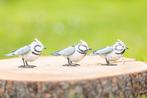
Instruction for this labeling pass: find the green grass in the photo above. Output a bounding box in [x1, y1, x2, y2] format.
[0, 0, 147, 61]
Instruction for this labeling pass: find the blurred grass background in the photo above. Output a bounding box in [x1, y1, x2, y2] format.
[0, 0, 147, 61]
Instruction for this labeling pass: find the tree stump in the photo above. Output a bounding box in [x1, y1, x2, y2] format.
[0, 56, 146, 98]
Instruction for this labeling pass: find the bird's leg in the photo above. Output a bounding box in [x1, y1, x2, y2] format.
[63, 58, 72, 66]
[25, 61, 36, 68]
[68, 58, 80, 66]
[105, 58, 110, 65]
[63, 58, 80, 66]
[22, 58, 26, 67]
[25, 61, 29, 67]
[102, 58, 112, 65]
[68, 58, 72, 65]
[104, 58, 117, 66]
[19, 58, 36, 68]
[19, 58, 26, 68]
[63, 58, 70, 66]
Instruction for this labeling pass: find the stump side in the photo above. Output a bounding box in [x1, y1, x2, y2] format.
[0, 70, 147, 98]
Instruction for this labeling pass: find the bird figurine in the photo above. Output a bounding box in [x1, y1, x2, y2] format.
[52, 40, 91, 66]
[6, 38, 45, 68]
[93, 40, 128, 65]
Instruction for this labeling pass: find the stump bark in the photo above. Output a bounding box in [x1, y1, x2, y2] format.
[0, 56, 146, 98]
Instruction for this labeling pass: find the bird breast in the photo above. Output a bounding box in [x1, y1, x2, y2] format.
[22, 52, 40, 62]
[68, 51, 86, 62]
[106, 52, 122, 61]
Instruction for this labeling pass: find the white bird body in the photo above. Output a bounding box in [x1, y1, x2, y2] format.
[67, 50, 86, 62]
[105, 52, 122, 61]
[22, 51, 40, 62]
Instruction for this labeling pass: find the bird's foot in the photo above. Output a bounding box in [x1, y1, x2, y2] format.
[63, 64, 80, 66]
[18, 65, 37, 68]
[62, 64, 70, 66]
[101, 63, 117, 66]
[73, 64, 80, 66]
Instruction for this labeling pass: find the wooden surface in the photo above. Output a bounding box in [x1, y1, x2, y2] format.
[0, 56, 146, 82]
[0, 56, 147, 98]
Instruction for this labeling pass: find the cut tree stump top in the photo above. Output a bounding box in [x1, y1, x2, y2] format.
[0, 56, 146, 82]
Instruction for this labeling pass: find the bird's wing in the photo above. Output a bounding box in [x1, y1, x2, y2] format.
[6, 45, 31, 56]
[15, 45, 31, 55]
[93, 46, 113, 55]
[52, 46, 75, 56]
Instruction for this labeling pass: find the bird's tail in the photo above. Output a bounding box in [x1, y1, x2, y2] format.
[51, 51, 61, 56]
[91, 51, 99, 55]
[5, 53, 15, 56]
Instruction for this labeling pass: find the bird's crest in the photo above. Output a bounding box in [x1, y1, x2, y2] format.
[117, 39, 124, 44]
[33, 38, 43, 46]
[34, 38, 40, 43]
[80, 40, 88, 46]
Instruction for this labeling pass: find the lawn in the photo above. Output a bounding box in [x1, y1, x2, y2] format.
[0, 0, 147, 61]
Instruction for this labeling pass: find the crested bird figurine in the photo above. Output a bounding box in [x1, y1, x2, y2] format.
[6, 38, 45, 68]
[93, 40, 128, 65]
[52, 40, 91, 66]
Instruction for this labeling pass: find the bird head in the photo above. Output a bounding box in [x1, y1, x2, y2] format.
[30, 38, 45, 53]
[75, 40, 92, 53]
[113, 40, 128, 54]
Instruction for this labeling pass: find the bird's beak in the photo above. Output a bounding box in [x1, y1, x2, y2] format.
[85, 48, 92, 52]
[88, 48, 92, 50]
[126, 47, 128, 49]
[44, 47, 47, 49]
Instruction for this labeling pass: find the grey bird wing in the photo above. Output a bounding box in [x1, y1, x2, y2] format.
[52, 46, 75, 56]
[93, 46, 113, 55]
[6, 45, 31, 56]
